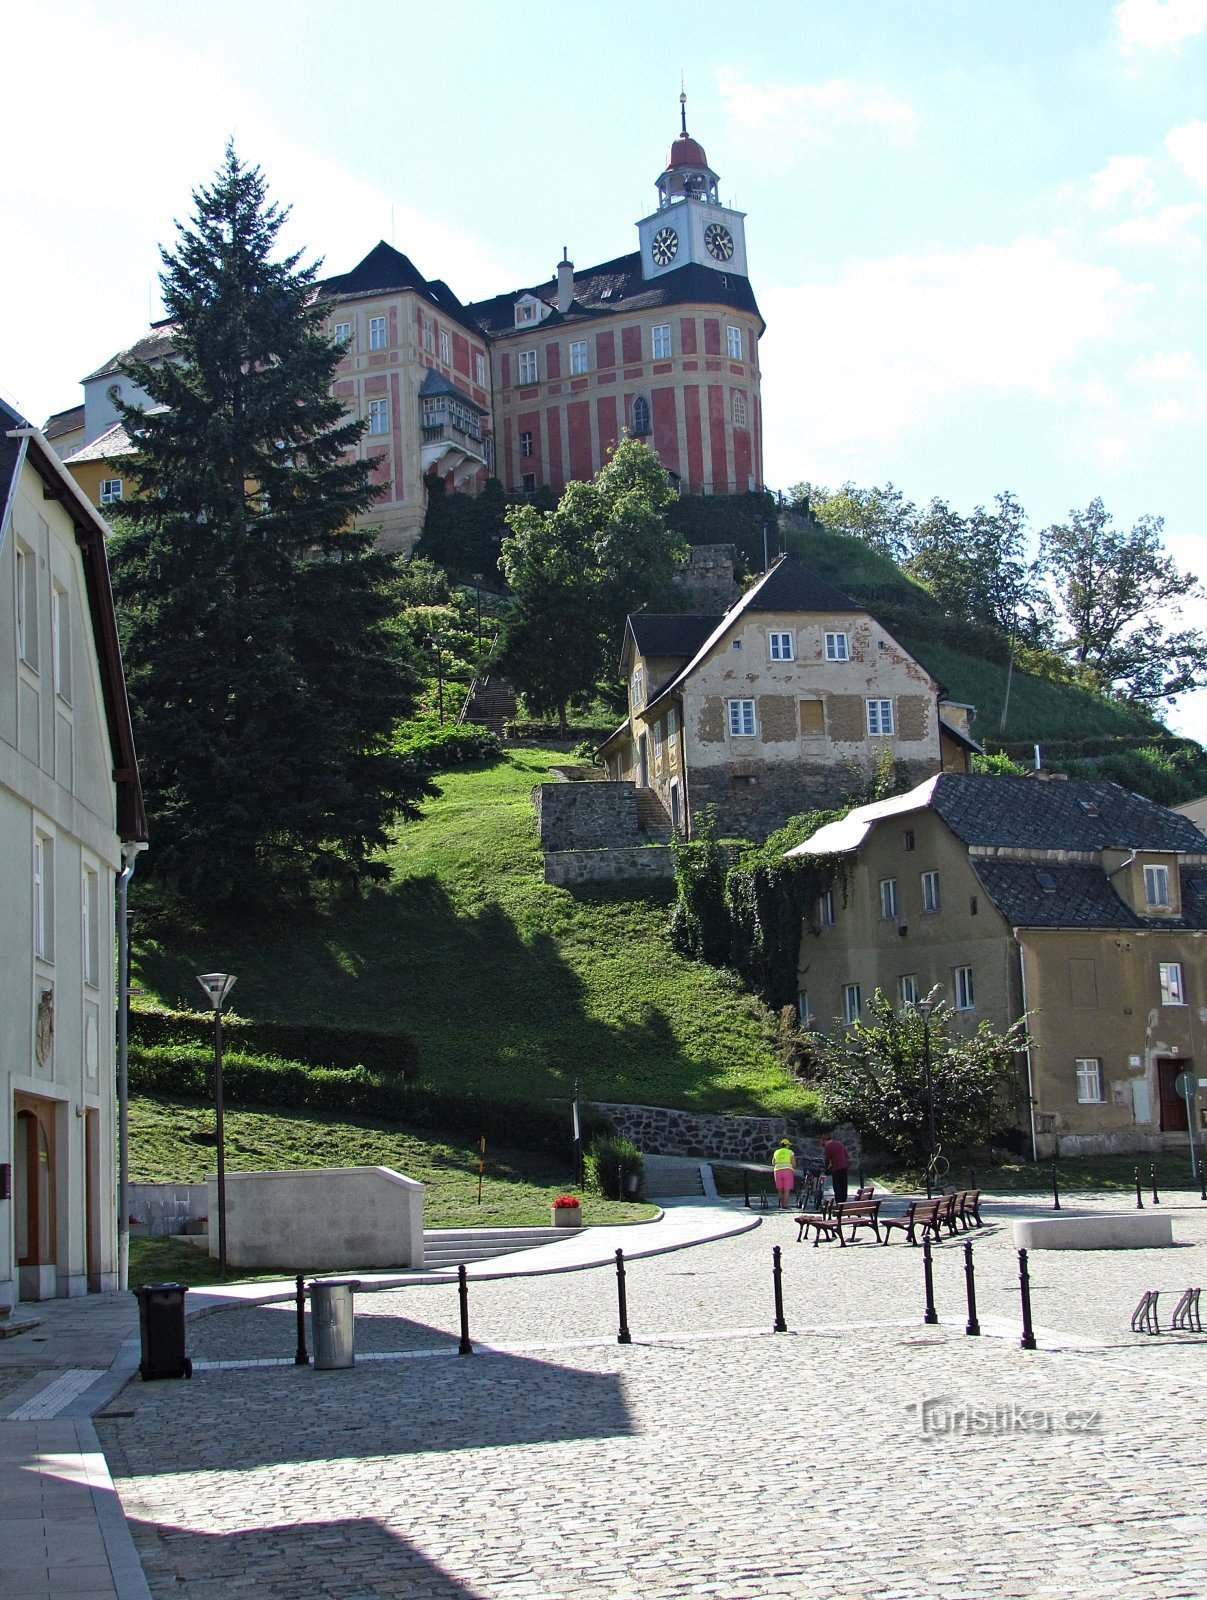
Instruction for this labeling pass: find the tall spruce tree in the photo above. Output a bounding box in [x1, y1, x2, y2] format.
[109, 146, 425, 905]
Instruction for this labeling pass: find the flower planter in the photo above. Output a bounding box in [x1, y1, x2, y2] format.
[552, 1207, 582, 1228]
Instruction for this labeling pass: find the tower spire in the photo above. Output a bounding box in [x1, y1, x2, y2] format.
[680, 81, 688, 136]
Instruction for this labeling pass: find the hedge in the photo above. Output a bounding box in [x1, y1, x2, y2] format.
[130, 1005, 419, 1078]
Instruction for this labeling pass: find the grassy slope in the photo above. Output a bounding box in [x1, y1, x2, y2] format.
[134, 749, 809, 1116]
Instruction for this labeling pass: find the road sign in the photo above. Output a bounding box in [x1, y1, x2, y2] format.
[1174, 1071, 1199, 1100]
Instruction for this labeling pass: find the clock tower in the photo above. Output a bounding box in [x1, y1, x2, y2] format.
[638, 95, 749, 282]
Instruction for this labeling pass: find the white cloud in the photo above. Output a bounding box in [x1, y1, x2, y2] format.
[1166, 119, 1207, 187]
[1115, 0, 1207, 54]
[760, 236, 1147, 482]
[716, 69, 916, 167]
[1088, 155, 1156, 211]
[1103, 200, 1204, 247]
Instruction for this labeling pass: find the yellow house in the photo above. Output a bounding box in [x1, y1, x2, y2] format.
[788, 771, 1207, 1157]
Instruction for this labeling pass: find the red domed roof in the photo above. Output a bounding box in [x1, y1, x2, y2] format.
[666, 133, 709, 170]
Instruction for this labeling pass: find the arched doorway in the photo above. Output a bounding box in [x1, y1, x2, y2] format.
[14, 1098, 57, 1301]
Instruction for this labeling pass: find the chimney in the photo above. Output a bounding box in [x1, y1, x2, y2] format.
[557, 248, 574, 313]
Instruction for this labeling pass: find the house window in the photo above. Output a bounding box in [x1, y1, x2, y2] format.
[798, 992, 813, 1026]
[569, 340, 589, 375]
[475, 352, 487, 387]
[1159, 962, 1185, 1005]
[1076, 1058, 1104, 1103]
[880, 878, 899, 920]
[651, 324, 672, 359]
[825, 631, 849, 662]
[423, 317, 434, 353]
[733, 391, 748, 428]
[769, 631, 793, 661]
[727, 698, 756, 737]
[33, 832, 53, 961]
[653, 718, 663, 757]
[51, 584, 70, 702]
[727, 325, 742, 360]
[368, 399, 389, 435]
[818, 889, 835, 926]
[667, 706, 678, 738]
[15, 544, 36, 668]
[904, 830, 916, 852]
[518, 350, 538, 385]
[843, 983, 862, 1025]
[439, 330, 451, 365]
[1145, 865, 1171, 909]
[632, 395, 651, 435]
[922, 871, 941, 914]
[630, 666, 645, 711]
[82, 866, 99, 989]
[953, 965, 975, 1011]
[368, 316, 387, 350]
[867, 698, 895, 737]
[900, 974, 919, 1008]
[99, 479, 123, 504]
[520, 431, 534, 459]
[332, 320, 351, 344]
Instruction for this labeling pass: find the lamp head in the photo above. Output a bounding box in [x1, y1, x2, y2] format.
[196, 972, 237, 1011]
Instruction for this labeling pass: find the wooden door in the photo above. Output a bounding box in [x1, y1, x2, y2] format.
[1157, 1058, 1190, 1132]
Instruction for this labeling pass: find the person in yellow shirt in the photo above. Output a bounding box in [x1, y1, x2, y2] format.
[771, 1137, 796, 1209]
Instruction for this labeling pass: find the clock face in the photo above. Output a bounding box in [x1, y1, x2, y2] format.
[651, 226, 679, 267]
[704, 223, 735, 262]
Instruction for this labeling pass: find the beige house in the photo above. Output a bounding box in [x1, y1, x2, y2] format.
[788, 772, 1207, 1157]
[1, 399, 145, 1304]
[599, 557, 978, 840]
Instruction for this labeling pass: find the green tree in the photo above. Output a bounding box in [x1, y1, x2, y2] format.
[908, 491, 1047, 639]
[1039, 498, 1207, 703]
[804, 481, 918, 563]
[109, 146, 425, 905]
[415, 476, 509, 584]
[498, 437, 684, 732]
[812, 990, 1028, 1161]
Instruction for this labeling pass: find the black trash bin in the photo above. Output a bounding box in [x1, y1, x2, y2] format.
[134, 1282, 192, 1380]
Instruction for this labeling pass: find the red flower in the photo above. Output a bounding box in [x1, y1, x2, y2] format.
[552, 1194, 581, 1209]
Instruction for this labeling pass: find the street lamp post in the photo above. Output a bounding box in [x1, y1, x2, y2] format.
[196, 972, 237, 1277]
[918, 990, 940, 1198]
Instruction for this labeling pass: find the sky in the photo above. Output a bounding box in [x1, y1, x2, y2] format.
[4, 0, 1207, 741]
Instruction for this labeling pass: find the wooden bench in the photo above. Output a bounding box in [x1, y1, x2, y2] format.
[794, 1198, 882, 1247]
[941, 1190, 984, 1233]
[879, 1198, 943, 1246]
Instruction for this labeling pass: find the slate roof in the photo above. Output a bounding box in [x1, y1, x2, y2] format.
[932, 774, 1207, 853]
[971, 859, 1207, 931]
[628, 613, 719, 661]
[44, 404, 84, 440]
[83, 325, 176, 383]
[318, 242, 477, 326]
[418, 367, 486, 413]
[468, 252, 763, 337]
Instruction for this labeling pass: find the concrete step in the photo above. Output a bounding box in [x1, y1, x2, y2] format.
[641, 1156, 712, 1198]
[421, 1226, 570, 1266]
[634, 786, 673, 841]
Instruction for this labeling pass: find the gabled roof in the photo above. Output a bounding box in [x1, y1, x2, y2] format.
[468, 251, 763, 337]
[418, 367, 486, 414]
[641, 558, 867, 717]
[785, 777, 942, 857]
[65, 419, 138, 464]
[627, 613, 720, 662]
[2, 403, 146, 841]
[318, 242, 479, 327]
[83, 324, 176, 384]
[44, 404, 85, 440]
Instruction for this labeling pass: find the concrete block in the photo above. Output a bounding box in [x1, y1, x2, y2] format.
[206, 1166, 423, 1273]
[1013, 1213, 1173, 1250]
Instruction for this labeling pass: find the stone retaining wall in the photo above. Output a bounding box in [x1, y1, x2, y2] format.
[544, 847, 674, 886]
[533, 781, 642, 851]
[595, 1100, 859, 1167]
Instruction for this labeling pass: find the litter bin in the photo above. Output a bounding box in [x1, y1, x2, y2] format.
[309, 1278, 360, 1370]
[134, 1282, 191, 1380]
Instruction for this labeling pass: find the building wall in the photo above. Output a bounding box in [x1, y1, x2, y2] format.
[490, 301, 762, 497]
[1, 458, 122, 1303]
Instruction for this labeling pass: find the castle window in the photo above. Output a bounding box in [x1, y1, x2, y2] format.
[518, 350, 538, 385]
[520, 431, 533, 459]
[632, 395, 651, 435]
[439, 330, 451, 365]
[727, 325, 742, 360]
[423, 318, 434, 353]
[369, 316, 387, 350]
[368, 399, 389, 435]
[475, 352, 486, 387]
[332, 321, 351, 345]
[733, 391, 748, 428]
[651, 324, 671, 359]
[570, 340, 589, 375]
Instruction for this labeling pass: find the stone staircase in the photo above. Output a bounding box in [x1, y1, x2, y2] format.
[640, 1156, 713, 1198]
[458, 674, 516, 738]
[634, 786, 673, 842]
[421, 1225, 568, 1268]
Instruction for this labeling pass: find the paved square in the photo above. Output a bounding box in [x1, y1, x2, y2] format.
[96, 1198, 1207, 1599]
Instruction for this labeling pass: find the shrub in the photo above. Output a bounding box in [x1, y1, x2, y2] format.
[392, 718, 501, 771]
[130, 1005, 419, 1078]
[585, 1134, 644, 1199]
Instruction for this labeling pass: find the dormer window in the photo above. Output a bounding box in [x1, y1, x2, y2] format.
[514, 295, 547, 327]
[1145, 864, 1171, 909]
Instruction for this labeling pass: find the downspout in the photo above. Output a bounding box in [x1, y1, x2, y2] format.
[116, 840, 148, 1291]
[1014, 929, 1038, 1163]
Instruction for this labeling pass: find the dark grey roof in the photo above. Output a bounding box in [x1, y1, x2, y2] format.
[741, 558, 860, 614]
[1, 397, 28, 512]
[468, 252, 763, 337]
[418, 367, 486, 414]
[83, 325, 176, 383]
[43, 404, 84, 439]
[932, 774, 1207, 853]
[629, 613, 720, 660]
[318, 242, 477, 326]
[972, 858, 1207, 931]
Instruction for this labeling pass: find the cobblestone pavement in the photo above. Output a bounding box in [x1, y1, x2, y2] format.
[96, 1196, 1207, 1599]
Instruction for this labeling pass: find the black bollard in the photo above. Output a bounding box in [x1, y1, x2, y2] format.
[743, 1170, 750, 1208]
[922, 1235, 938, 1326]
[1199, 1158, 1206, 1203]
[457, 1263, 473, 1356]
[1018, 1247, 1037, 1350]
[772, 1245, 788, 1333]
[615, 1248, 632, 1344]
[963, 1241, 980, 1336]
[1135, 1165, 1144, 1209]
[1051, 1156, 1060, 1211]
[1151, 1163, 1160, 1205]
[294, 1273, 309, 1366]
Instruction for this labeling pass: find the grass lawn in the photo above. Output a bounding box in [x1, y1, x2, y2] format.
[867, 1151, 1206, 1197]
[129, 1095, 655, 1229]
[133, 749, 813, 1116]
